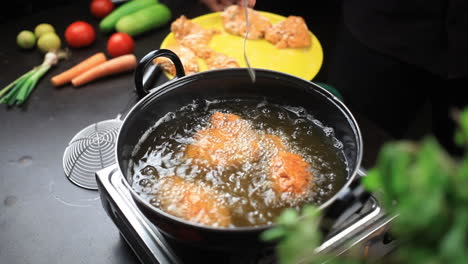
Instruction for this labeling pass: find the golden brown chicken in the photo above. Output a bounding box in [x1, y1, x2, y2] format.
[171, 15, 220, 59]
[265, 16, 312, 49]
[221, 5, 272, 40]
[263, 134, 313, 198]
[205, 51, 240, 70]
[270, 151, 312, 197]
[185, 112, 259, 167]
[153, 45, 199, 76]
[156, 176, 232, 227]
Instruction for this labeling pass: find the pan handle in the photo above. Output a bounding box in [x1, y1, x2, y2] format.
[134, 49, 186, 98]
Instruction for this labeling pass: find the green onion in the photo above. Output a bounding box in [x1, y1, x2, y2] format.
[0, 50, 68, 107]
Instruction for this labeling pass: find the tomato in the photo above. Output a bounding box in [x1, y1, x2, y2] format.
[65, 21, 96, 48]
[90, 0, 114, 19]
[107, 32, 135, 57]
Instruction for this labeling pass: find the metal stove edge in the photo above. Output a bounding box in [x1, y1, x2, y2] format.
[96, 165, 182, 264]
[96, 165, 396, 264]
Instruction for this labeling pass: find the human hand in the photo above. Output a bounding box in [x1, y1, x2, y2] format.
[200, 0, 256, 12]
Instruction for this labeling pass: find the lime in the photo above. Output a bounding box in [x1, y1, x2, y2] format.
[34, 23, 55, 38]
[17, 30, 36, 49]
[37, 32, 61, 53]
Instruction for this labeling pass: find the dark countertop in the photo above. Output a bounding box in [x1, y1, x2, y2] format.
[0, 1, 390, 263]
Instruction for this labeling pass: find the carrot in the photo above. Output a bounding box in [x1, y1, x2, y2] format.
[51, 52, 107, 87]
[71, 54, 138, 87]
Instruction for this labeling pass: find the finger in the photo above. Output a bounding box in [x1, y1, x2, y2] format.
[211, 0, 229, 11]
[200, 0, 223, 11]
[208, 2, 224, 11]
[221, 0, 235, 7]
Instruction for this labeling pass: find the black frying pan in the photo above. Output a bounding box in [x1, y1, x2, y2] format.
[117, 49, 368, 250]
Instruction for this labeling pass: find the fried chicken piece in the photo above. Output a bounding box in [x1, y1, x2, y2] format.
[270, 151, 312, 197]
[205, 51, 240, 70]
[221, 5, 272, 40]
[154, 45, 199, 75]
[264, 134, 285, 150]
[185, 112, 259, 167]
[265, 16, 311, 49]
[171, 15, 220, 59]
[263, 135, 313, 198]
[210, 112, 241, 128]
[157, 176, 232, 227]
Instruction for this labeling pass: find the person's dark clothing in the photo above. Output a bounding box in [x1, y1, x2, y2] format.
[343, 0, 468, 79]
[329, 9, 467, 156]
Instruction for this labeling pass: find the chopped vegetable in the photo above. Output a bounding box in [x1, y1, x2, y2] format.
[0, 50, 68, 106]
[71, 54, 137, 87]
[34, 23, 55, 38]
[17, 30, 36, 49]
[51, 52, 107, 87]
[99, 0, 158, 33]
[115, 3, 171, 36]
[37, 32, 61, 53]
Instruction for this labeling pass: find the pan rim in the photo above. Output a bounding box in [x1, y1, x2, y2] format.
[116, 68, 363, 232]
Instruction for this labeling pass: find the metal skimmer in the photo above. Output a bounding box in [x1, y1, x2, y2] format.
[62, 118, 122, 190]
[62, 64, 158, 190]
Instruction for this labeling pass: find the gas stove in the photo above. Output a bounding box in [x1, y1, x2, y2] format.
[96, 165, 396, 264]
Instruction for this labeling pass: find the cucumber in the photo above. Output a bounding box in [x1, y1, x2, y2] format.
[115, 4, 172, 36]
[99, 0, 158, 33]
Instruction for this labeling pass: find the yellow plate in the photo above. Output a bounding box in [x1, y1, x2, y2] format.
[160, 11, 323, 81]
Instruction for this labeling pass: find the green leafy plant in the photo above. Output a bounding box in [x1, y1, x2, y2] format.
[262, 108, 468, 264]
[261, 204, 363, 264]
[261, 206, 325, 264]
